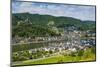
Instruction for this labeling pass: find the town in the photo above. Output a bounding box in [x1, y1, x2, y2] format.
[12, 26, 96, 65]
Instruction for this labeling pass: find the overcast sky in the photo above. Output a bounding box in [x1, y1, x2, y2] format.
[12, 1, 96, 21]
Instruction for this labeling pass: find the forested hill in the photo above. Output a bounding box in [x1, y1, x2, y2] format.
[12, 13, 95, 37]
[12, 13, 95, 26]
[12, 13, 81, 26]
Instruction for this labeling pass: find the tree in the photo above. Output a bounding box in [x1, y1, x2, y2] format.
[91, 47, 96, 54]
[47, 21, 55, 26]
[49, 50, 53, 54]
[76, 50, 84, 60]
[77, 50, 84, 57]
[70, 52, 76, 57]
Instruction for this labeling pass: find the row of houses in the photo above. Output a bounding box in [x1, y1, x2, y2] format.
[12, 36, 67, 44]
[28, 40, 91, 55]
[12, 26, 95, 44]
[81, 39, 96, 46]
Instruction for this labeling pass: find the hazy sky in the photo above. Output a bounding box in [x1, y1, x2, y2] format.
[12, 1, 95, 21]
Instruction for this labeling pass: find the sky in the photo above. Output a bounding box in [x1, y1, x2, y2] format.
[12, 1, 96, 21]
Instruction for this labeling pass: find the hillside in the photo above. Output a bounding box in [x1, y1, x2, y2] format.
[12, 13, 96, 38]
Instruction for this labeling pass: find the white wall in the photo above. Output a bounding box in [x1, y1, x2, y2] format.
[0, 0, 100, 67]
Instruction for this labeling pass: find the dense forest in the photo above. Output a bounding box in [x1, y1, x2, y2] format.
[12, 13, 96, 38]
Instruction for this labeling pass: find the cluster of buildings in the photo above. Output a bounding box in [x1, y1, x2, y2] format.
[12, 26, 96, 60]
[12, 26, 96, 52]
[27, 26, 95, 55]
[12, 34, 69, 45]
[28, 40, 93, 55]
[81, 39, 96, 46]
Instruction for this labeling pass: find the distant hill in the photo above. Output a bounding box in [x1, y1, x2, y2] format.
[12, 13, 95, 26]
[12, 13, 81, 26]
[12, 13, 96, 37]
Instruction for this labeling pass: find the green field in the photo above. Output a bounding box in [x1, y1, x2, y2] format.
[22, 55, 95, 65]
[12, 48, 96, 66]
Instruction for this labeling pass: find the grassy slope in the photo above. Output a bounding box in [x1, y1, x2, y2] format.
[22, 55, 95, 65]
[13, 48, 95, 66]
